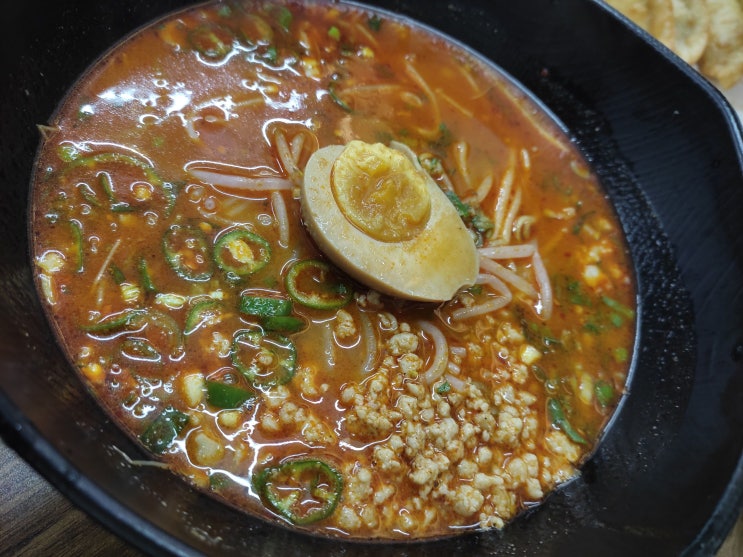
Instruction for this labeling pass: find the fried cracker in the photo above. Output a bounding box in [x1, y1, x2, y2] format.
[699, 0, 743, 89]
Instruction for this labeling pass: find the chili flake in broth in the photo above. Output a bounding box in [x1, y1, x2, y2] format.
[30, 0, 636, 539]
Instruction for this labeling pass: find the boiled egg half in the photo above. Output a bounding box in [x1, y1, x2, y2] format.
[301, 140, 479, 302]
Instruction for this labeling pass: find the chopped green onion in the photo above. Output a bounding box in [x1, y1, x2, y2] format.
[609, 313, 624, 327]
[595, 380, 616, 408]
[367, 15, 382, 31]
[601, 295, 635, 320]
[547, 398, 587, 444]
[274, 6, 293, 32]
[444, 190, 472, 219]
[328, 26, 341, 41]
[436, 381, 451, 395]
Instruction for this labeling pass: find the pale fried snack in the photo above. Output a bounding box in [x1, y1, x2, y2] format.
[671, 0, 710, 64]
[604, 0, 677, 48]
[698, 0, 743, 89]
[648, 0, 678, 49]
[605, 0, 743, 90]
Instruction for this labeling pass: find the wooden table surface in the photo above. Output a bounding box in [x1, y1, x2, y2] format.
[0, 436, 741, 556]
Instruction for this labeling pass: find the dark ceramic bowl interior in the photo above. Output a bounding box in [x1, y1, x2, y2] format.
[2, 0, 743, 555]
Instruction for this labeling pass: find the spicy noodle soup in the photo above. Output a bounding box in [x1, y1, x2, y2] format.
[30, 0, 635, 540]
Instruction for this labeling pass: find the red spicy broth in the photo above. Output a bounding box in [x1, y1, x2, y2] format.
[30, 0, 635, 540]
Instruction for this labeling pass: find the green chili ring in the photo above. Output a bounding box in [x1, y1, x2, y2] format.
[139, 406, 189, 454]
[214, 229, 271, 280]
[81, 308, 149, 334]
[231, 329, 296, 388]
[253, 459, 343, 525]
[83, 308, 183, 360]
[62, 151, 177, 215]
[184, 298, 224, 335]
[285, 259, 353, 310]
[118, 337, 162, 364]
[163, 223, 214, 282]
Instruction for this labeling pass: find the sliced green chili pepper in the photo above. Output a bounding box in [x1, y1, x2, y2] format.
[261, 315, 305, 333]
[139, 406, 189, 454]
[163, 223, 213, 282]
[69, 219, 84, 273]
[209, 471, 231, 491]
[68, 151, 156, 177]
[109, 264, 126, 285]
[139, 309, 184, 359]
[253, 459, 343, 525]
[184, 298, 225, 335]
[231, 329, 296, 388]
[119, 337, 162, 364]
[99, 171, 116, 201]
[138, 257, 157, 294]
[214, 229, 271, 280]
[110, 201, 136, 213]
[63, 151, 177, 216]
[58, 143, 83, 162]
[547, 398, 587, 445]
[81, 308, 148, 333]
[188, 22, 235, 60]
[76, 182, 102, 207]
[206, 380, 255, 409]
[82, 308, 183, 359]
[285, 259, 353, 310]
[531, 364, 548, 382]
[239, 295, 292, 318]
[273, 6, 293, 32]
[328, 81, 352, 113]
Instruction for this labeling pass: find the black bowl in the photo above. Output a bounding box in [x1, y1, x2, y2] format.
[2, 0, 742, 555]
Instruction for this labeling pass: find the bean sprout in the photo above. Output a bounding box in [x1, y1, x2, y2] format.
[419, 320, 449, 384]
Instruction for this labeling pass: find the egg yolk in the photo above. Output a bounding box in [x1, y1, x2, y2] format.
[331, 141, 431, 242]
